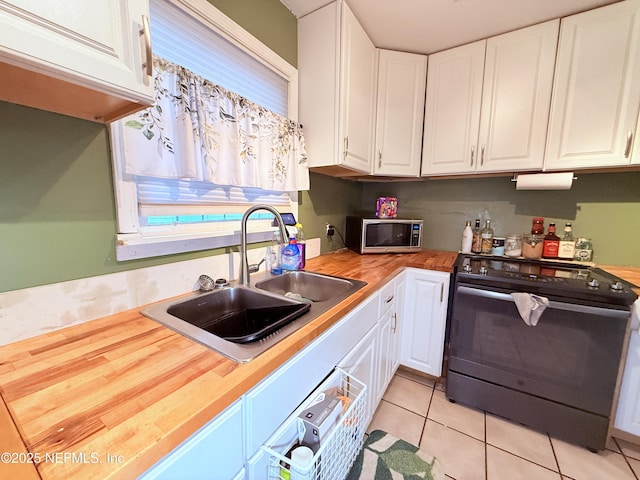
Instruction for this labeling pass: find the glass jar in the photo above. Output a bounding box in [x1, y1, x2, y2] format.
[504, 234, 523, 257]
[574, 237, 593, 262]
[531, 217, 545, 235]
[522, 234, 544, 259]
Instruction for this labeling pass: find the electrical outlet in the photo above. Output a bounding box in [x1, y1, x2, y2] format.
[326, 224, 335, 236]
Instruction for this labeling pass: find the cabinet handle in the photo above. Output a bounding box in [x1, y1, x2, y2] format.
[344, 137, 349, 158]
[385, 294, 394, 304]
[141, 15, 152, 77]
[378, 150, 382, 168]
[470, 146, 475, 167]
[480, 145, 485, 166]
[624, 131, 634, 158]
[392, 312, 397, 333]
[440, 284, 444, 303]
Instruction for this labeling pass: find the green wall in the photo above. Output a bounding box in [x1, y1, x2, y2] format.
[362, 171, 640, 267]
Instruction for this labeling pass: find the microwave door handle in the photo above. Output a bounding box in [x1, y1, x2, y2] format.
[457, 285, 630, 319]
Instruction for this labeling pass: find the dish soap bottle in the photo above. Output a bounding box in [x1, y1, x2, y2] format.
[281, 237, 301, 271]
[461, 220, 473, 253]
[295, 223, 306, 269]
[266, 229, 283, 274]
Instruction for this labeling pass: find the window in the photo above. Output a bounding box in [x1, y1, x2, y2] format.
[109, 0, 299, 261]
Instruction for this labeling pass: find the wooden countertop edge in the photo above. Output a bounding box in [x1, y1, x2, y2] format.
[0, 394, 41, 480]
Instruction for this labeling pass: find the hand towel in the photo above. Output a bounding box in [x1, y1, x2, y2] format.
[511, 292, 549, 326]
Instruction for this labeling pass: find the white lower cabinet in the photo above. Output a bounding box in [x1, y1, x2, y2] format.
[139, 400, 244, 480]
[401, 268, 450, 377]
[337, 324, 378, 426]
[615, 328, 640, 436]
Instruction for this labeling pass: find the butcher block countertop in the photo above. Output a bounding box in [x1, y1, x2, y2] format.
[0, 249, 458, 480]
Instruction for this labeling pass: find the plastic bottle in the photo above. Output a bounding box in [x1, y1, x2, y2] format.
[471, 219, 482, 254]
[295, 223, 306, 269]
[480, 220, 494, 254]
[558, 223, 575, 260]
[542, 223, 560, 259]
[281, 237, 301, 271]
[461, 220, 473, 253]
[266, 229, 283, 274]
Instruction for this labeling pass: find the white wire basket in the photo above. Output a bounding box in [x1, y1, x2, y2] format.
[263, 368, 367, 480]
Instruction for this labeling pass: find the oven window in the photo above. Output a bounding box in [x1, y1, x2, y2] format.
[449, 285, 628, 415]
[365, 223, 411, 247]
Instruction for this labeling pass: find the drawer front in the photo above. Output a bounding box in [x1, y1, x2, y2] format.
[378, 279, 396, 316]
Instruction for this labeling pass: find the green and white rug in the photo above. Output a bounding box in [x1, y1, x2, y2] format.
[346, 430, 445, 480]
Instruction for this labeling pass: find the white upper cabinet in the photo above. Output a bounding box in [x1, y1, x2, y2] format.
[0, 0, 154, 122]
[422, 40, 485, 175]
[545, 0, 640, 170]
[422, 20, 559, 176]
[299, 0, 377, 175]
[373, 50, 427, 177]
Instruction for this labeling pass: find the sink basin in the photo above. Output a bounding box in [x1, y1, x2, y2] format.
[141, 272, 366, 363]
[166, 287, 311, 344]
[254, 270, 358, 302]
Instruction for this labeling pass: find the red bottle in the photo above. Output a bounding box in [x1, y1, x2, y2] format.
[542, 223, 560, 259]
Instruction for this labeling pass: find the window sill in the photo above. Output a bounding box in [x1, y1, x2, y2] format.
[115, 230, 273, 261]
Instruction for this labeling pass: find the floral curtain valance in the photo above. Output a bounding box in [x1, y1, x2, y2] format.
[119, 56, 309, 192]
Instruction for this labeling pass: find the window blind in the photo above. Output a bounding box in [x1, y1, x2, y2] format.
[150, 0, 288, 116]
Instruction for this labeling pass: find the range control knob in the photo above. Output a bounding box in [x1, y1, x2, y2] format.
[610, 281, 625, 292]
[479, 266, 488, 275]
[587, 279, 600, 289]
[463, 264, 472, 273]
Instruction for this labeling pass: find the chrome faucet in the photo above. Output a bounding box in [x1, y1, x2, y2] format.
[240, 204, 289, 285]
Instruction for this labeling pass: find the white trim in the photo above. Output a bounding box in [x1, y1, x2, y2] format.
[109, 0, 300, 260]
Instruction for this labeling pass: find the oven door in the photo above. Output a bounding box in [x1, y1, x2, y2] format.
[449, 283, 629, 416]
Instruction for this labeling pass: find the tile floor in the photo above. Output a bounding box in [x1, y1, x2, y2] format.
[367, 368, 640, 480]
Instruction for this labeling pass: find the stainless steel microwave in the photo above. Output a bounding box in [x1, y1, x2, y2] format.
[345, 216, 423, 254]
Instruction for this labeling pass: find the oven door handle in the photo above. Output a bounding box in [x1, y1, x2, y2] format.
[457, 285, 631, 319]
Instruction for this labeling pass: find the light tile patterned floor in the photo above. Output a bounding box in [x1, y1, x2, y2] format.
[367, 369, 640, 480]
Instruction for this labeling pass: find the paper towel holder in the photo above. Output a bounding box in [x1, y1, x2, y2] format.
[511, 172, 577, 190]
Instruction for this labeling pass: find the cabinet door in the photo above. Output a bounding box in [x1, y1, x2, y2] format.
[401, 269, 450, 377]
[376, 308, 395, 406]
[615, 330, 640, 436]
[392, 272, 406, 374]
[338, 325, 377, 426]
[139, 400, 243, 480]
[545, 0, 640, 170]
[478, 20, 559, 172]
[339, 1, 377, 173]
[421, 41, 485, 175]
[373, 50, 427, 177]
[0, 0, 153, 120]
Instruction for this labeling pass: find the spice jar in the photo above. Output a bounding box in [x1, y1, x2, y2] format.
[504, 234, 523, 257]
[574, 238, 593, 262]
[531, 217, 545, 235]
[522, 234, 544, 259]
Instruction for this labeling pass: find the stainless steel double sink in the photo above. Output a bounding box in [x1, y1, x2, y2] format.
[141, 271, 367, 363]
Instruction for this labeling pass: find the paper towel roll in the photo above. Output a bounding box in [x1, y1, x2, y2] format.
[515, 172, 574, 190]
